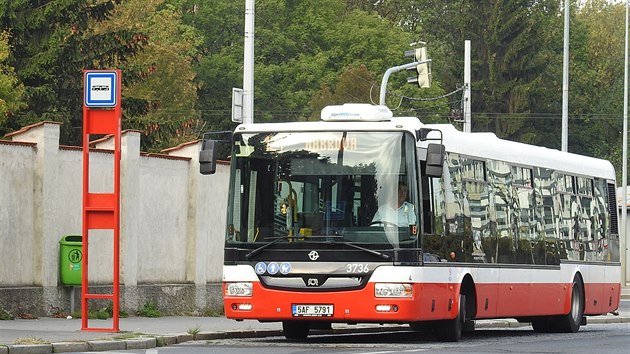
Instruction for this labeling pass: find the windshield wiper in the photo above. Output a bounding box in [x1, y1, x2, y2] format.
[246, 235, 391, 260]
[245, 234, 344, 260]
[245, 237, 288, 260]
[328, 239, 391, 260]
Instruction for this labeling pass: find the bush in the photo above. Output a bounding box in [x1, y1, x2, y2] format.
[0, 306, 13, 320]
[136, 301, 161, 318]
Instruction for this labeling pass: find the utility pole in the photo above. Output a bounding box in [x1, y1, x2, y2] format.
[243, 0, 255, 124]
[561, 0, 569, 151]
[621, 0, 628, 287]
[463, 40, 471, 133]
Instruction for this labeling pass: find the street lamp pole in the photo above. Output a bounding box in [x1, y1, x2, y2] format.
[243, 0, 255, 124]
[561, 0, 570, 152]
[621, 0, 628, 287]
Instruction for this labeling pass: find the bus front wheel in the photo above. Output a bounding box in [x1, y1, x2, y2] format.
[282, 320, 310, 340]
[436, 294, 465, 342]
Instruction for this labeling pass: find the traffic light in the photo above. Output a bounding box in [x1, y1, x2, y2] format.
[405, 47, 432, 88]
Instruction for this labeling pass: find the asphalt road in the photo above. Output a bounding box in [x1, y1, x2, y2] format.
[65, 322, 630, 354]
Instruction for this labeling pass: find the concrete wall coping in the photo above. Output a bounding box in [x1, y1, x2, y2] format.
[4, 121, 62, 139]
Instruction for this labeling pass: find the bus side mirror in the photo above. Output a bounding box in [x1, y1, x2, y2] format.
[418, 128, 432, 141]
[425, 143, 444, 178]
[199, 140, 217, 175]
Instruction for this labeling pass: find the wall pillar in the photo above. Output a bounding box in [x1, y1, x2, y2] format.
[162, 141, 212, 309]
[120, 131, 142, 309]
[8, 122, 62, 288]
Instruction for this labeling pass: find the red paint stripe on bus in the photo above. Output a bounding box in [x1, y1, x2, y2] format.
[224, 281, 620, 322]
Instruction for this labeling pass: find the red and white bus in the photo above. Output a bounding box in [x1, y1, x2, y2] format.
[200, 103, 621, 341]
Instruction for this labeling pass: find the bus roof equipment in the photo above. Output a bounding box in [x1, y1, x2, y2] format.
[321, 103, 393, 122]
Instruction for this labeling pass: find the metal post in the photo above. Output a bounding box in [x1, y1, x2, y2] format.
[463, 40, 471, 133]
[379, 61, 428, 106]
[81, 70, 122, 332]
[561, 0, 569, 151]
[621, 0, 628, 287]
[243, 0, 255, 124]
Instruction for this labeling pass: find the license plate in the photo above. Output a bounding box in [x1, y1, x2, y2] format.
[291, 304, 334, 317]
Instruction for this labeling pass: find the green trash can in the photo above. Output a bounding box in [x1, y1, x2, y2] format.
[59, 235, 83, 285]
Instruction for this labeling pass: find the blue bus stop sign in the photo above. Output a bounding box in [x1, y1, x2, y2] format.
[84, 71, 117, 107]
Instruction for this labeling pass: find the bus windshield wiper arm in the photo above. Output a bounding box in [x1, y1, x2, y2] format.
[245, 237, 287, 260]
[246, 234, 346, 259]
[329, 240, 391, 260]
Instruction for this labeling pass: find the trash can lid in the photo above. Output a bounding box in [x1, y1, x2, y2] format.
[60, 235, 82, 244]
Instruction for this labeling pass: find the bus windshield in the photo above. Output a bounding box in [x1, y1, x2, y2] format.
[226, 131, 418, 248]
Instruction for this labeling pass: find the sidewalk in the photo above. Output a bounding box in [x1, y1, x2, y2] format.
[1, 309, 629, 354]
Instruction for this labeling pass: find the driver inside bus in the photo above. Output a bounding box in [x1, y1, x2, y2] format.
[371, 182, 417, 227]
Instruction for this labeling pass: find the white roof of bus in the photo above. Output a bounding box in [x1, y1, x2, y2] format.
[235, 116, 615, 181]
[422, 123, 615, 180]
[234, 116, 422, 134]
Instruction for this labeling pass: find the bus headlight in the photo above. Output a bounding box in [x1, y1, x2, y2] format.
[374, 283, 413, 298]
[225, 282, 253, 296]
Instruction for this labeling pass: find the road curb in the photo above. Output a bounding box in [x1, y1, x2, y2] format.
[51, 342, 89, 353]
[4, 344, 51, 354]
[123, 338, 156, 350]
[86, 340, 126, 352]
[155, 335, 178, 346]
[589, 316, 630, 324]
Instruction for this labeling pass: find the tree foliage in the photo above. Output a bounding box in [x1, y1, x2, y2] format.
[0, 0, 148, 144]
[183, 0, 438, 132]
[0, 30, 26, 128]
[569, 0, 626, 176]
[92, 0, 202, 150]
[0, 0, 627, 180]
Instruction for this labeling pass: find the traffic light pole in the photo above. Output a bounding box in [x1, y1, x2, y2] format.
[379, 60, 431, 106]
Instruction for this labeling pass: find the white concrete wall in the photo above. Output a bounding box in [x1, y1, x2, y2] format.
[137, 156, 190, 283]
[0, 122, 229, 289]
[0, 142, 36, 286]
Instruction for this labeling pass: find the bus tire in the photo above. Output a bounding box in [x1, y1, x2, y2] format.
[436, 294, 465, 342]
[409, 321, 433, 332]
[463, 319, 475, 332]
[555, 275, 584, 333]
[282, 320, 310, 340]
[531, 318, 553, 333]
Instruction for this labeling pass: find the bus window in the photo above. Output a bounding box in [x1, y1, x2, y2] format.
[489, 160, 512, 264]
[463, 160, 489, 263]
[513, 166, 535, 264]
[576, 177, 594, 260]
[534, 167, 560, 265]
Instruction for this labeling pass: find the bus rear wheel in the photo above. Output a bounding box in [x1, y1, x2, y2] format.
[531, 275, 584, 333]
[436, 294, 465, 342]
[555, 275, 584, 333]
[282, 320, 310, 340]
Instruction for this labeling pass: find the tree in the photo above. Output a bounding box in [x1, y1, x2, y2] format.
[456, 0, 560, 139]
[93, 0, 202, 151]
[310, 64, 376, 119]
[184, 0, 439, 133]
[0, 0, 148, 145]
[569, 0, 626, 179]
[178, 0, 244, 133]
[0, 30, 26, 131]
[347, 0, 555, 131]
